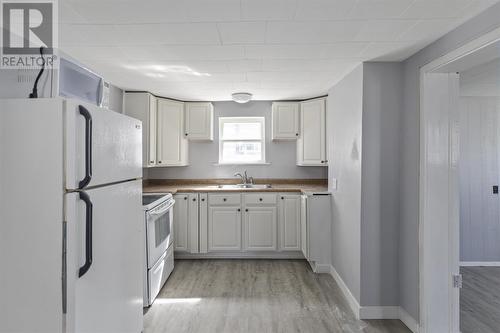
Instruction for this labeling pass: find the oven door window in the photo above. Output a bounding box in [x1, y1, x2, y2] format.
[154, 212, 171, 247]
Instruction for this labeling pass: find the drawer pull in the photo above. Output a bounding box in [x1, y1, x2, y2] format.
[192, 198, 196, 202]
[237, 208, 241, 212]
[259, 198, 263, 201]
[245, 209, 249, 212]
[223, 198, 227, 202]
[201, 198, 205, 202]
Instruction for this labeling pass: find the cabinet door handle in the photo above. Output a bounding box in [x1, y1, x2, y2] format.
[259, 198, 263, 201]
[158, 161, 162, 164]
[296, 133, 299, 136]
[223, 198, 227, 202]
[237, 208, 241, 212]
[281, 196, 284, 200]
[245, 209, 249, 212]
[201, 198, 205, 202]
[150, 161, 154, 164]
[192, 198, 196, 202]
[184, 197, 188, 200]
[185, 133, 188, 136]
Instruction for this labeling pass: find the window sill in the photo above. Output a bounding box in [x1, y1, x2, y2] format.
[213, 162, 271, 166]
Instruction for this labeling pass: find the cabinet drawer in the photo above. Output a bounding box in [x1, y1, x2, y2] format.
[209, 194, 241, 206]
[244, 193, 277, 205]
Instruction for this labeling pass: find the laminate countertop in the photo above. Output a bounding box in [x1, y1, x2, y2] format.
[143, 179, 329, 195]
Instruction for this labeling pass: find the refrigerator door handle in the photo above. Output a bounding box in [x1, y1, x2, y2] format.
[78, 105, 92, 189]
[78, 191, 93, 278]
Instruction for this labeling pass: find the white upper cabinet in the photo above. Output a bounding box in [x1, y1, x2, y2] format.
[297, 98, 327, 166]
[272, 102, 299, 140]
[124, 92, 157, 167]
[185, 102, 214, 141]
[157, 98, 189, 166]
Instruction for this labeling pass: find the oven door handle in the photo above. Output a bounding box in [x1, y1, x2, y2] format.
[148, 200, 175, 217]
[78, 191, 93, 278]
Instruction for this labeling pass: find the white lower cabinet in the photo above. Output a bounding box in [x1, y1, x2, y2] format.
[279, 194, 301, 251]
[244, 207, 277, 251]
[173, 193, 199, 253]
[208, 206, 241, 251]
[174, 192, 302, 257]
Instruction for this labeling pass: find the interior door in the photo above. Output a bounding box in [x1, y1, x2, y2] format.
[65, 99, 142, 190]
[65, 180, 143, 333]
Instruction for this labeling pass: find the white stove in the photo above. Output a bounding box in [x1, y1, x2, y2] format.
[142, 193, 175, 307]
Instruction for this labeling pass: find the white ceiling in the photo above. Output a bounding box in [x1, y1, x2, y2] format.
[60, 0, 499, 101]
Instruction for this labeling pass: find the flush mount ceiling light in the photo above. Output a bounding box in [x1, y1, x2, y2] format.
[232, 92, 253, 104]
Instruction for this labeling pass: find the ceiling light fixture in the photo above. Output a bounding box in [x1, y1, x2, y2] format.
[232, 92, 253, 104]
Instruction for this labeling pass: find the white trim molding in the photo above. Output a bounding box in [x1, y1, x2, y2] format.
[329, 265, 361, 319]
[328, 265, 419, 333]
[460, 261, 500, 267]
[399, 307, 420, 333]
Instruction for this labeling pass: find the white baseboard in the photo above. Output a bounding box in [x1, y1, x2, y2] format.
[328, 265, 419, 332]
[399, 307, 420, 333]
[312, 263, 331, 273]
[328, 265, 361, 319]
[460, 261, 500, 267]
[359, 306, 399, 319]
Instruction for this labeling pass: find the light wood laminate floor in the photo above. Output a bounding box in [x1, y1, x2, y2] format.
[461, 266, 500, 333]
[144, 260, 410, 333]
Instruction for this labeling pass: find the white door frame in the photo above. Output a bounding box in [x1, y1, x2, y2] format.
[419, 27, 500, 333]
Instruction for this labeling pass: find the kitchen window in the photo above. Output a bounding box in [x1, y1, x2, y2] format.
[218, 117, 266, 164]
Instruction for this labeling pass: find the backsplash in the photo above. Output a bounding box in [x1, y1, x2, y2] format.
[145, 101, 328, 180]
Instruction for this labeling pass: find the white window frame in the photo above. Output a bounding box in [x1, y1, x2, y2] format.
[218, 117, 266, 165]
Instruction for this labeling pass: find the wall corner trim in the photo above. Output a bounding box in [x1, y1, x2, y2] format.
[328, 265, 419, 332]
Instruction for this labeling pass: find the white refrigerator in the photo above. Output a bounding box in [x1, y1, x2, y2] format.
[0, 98, 144, 333]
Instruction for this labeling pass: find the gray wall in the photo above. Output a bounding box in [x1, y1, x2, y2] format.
[360, 63, 402, 306]
[400, 2, 500, 320]
[148, 101, 328, 180]
[328, 64, 364, 301]
[328, 63, 402, 307]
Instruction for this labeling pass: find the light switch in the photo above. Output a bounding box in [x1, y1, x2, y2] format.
[331, 178, 337, 190]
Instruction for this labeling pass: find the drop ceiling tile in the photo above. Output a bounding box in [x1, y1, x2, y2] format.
[241, 0, 297, 20]
[120, 45, 246, 61]
[294, 0, 356, 20]
[262, 59, 358, 72]
[358, 41, 428, 61]
[400, 0, 473, 19]
[225, 59, 263, 72]
[245, 43, 367, 59]
[397, 19, 456, 41]
[354, 20, 417, 42]
[266, 21, 362, 43]
[183, 0, 241, 22]
[111, 23, 220, 45]
[217, 22, 266, 44]
[60, 24, 118, 46]
[348, 0, 414, 19]
[67, 1, 189, 24]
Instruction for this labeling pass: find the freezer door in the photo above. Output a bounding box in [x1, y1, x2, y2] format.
[65, 99, 142, 190]
[65, 180, 143, 333]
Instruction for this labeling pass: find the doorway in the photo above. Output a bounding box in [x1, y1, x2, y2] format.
[419, 28, 500, 333]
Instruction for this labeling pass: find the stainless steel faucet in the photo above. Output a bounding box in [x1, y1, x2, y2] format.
[234, 170, 253, 185]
